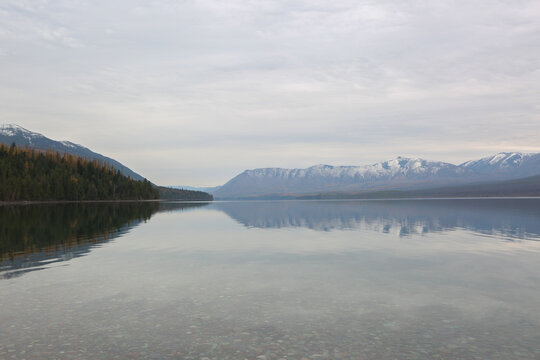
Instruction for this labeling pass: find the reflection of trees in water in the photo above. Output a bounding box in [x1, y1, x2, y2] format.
[157, 201, 210, 214]
[213, 199, 540, 240]
[0, 201, 209, 278]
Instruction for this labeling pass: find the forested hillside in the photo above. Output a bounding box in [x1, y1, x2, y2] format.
[0, 143, 158, 201]
[1, 124, 145, 180]
[157, 186, 213, 201]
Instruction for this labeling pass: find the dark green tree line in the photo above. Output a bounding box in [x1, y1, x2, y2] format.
[0, 143, 159, 201]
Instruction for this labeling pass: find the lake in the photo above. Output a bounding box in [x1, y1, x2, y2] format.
[1, 199, 540, 359]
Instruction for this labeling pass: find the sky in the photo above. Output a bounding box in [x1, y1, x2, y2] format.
[0, 0, 539, 186]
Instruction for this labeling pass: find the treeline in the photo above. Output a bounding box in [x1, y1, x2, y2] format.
[0, 143, 159, 201]
[157, 186, 214, 201]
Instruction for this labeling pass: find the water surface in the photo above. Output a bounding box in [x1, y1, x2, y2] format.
[1, 199, 540, 359]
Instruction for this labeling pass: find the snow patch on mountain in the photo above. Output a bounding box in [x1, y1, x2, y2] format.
[61, 140, 79, 149]
[0, 126, 16, 137]
[1, 124, 43, 139]
[461, 152, 531, 169]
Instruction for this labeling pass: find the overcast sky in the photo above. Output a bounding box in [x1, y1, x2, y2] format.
[1, 0, 539, 185]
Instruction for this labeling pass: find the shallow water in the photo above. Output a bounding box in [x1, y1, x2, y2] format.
[1, 199, 540, 359]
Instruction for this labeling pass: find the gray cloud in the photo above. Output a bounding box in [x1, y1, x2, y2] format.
[1, 0, 539, 185]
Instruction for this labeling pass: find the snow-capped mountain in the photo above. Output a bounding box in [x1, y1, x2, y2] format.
[460, 152, 540, 179]
[0, 124, 145, 181]
[214, 153, 540, 198]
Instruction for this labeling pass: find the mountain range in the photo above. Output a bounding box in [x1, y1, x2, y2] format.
[4, 123, 538, 200]
[212, 153, 540, 199]
[0, 124, 144, 181]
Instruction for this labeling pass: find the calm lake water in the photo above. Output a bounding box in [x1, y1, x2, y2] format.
[1, 199, 540, 359]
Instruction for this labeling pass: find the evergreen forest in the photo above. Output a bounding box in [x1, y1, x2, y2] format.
[0, 143, 159, 201]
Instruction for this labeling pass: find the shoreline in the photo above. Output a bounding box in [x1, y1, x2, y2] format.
[4, 196, 540, 206]
[0, 199, 214, 206]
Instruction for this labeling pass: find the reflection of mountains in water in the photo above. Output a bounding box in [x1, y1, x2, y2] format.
[0, 201, 208, 278]
[213, 199, 540, 240]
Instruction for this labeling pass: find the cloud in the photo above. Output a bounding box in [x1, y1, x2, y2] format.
[35, 26, 83, 48]
[0, 0, 539, 185]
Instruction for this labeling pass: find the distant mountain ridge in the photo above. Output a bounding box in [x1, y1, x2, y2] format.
[459, 152, 540, 179]
[0, 124, 145, 181]
[214, 153, 540, 199]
